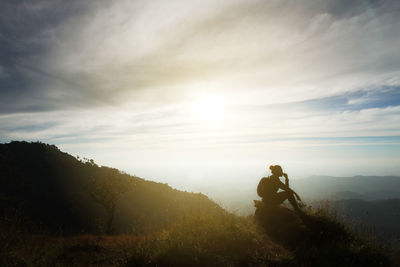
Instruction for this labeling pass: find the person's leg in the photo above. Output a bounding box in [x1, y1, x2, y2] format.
[286, 192, 302, 213]
[276, 191, 302, 213]
[273, 192, 288, 205]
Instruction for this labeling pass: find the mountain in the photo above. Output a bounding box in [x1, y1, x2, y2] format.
[331, 199, 400, 239]
[291, 175, 400, 200]
[290, 176, 400, 248]
[0, 141, 222, 235]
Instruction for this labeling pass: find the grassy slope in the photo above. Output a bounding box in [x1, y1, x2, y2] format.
[1, 211, 288, 266]
[1, 207, 395, 267]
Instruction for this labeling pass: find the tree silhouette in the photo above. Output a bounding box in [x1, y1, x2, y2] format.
[87, 165, 134, 234]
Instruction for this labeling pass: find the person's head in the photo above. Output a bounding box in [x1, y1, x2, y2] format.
[269, 165, 283, 177]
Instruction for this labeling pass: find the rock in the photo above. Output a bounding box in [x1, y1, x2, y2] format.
[254, 201, 306, 247]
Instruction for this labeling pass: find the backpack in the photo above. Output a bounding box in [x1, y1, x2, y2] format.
[257, 177, 273, 198]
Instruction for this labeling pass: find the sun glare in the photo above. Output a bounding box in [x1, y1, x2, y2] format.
[191, 94, 225, 123]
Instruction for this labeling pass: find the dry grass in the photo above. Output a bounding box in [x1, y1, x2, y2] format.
[1, 211, 291, 266]
[1, 206, 394, 267]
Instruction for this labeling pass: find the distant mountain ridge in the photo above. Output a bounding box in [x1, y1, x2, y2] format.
[332, 198, 400, 233]
[290, 175, 400, 249]
[0, 141, 222, 235]
[291, 175, 400, 200]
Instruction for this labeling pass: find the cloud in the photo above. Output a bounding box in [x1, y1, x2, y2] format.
[0, 0, 108, 113]
[1, 0, 400, 114]
[0, 65, 7, 79]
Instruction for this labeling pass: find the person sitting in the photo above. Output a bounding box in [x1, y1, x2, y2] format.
[257, 165, 302, 213]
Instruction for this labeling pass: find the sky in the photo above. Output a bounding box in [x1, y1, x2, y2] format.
[1, 0, 400, 201]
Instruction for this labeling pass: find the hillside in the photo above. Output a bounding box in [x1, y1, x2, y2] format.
[329, 199, 400, 248]
[290, 176, 400, 251]
[0, 141, 222, 235]
[0, 141, 395, 266]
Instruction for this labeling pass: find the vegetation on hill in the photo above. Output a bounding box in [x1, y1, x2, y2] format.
[0, 141, 222, 235]
[326, 198, 400, 255]
[1, 204, 393, 266]
[0, 141, 395, 266]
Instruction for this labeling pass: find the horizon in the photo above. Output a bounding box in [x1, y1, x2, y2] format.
[3, 140, 400, 216]
[3, 139, 400, 211]
[1, 0, 400, 196]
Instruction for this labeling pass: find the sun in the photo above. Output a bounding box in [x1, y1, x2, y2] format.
[190, 94, 225, 123]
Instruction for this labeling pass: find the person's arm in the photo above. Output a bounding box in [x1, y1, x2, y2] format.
[278, 180, 302, 201]
[283, 173, 289, 187]
[277, 180, 290, 191]
[293, 191, 301, 201]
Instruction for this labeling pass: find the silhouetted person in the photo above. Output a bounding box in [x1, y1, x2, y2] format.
[257, 165, 302, 213]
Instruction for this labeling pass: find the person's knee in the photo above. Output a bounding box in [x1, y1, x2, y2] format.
[284, 191, 293, 199]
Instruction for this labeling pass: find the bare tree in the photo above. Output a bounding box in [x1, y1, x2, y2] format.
[87, 167, 134, 234]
